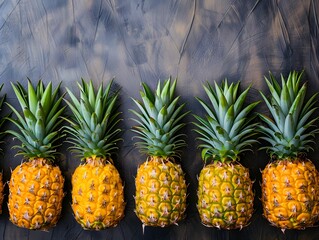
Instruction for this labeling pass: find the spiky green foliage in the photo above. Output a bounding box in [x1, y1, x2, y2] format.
[194, 80, 259, 163]
[131, 78, 188, 158]
[259, 70, 319, 159]
[64, 79, 121, 159]
[6, 79, 65, 160]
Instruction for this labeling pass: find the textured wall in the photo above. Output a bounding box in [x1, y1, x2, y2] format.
[0, 0, 318, 239]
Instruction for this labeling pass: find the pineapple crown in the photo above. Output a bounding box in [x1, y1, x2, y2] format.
[259, 70, 319, 159]
[130, 78, 188, 159]
[6, 79, 66, 161]
[64, 79, 121, 161]
[194, 80, 259, 163]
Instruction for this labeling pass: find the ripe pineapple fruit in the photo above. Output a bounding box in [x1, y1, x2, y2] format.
[131, 78, 188, 227]
[0, 84, 7, 213]
[6, 80, 65, 230]
[194, 80, 259, 229]
[64, 79, 125, 230]
[259, 71, 319, 230]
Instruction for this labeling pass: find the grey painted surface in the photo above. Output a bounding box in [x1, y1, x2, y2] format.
[0, 0, 318, 239]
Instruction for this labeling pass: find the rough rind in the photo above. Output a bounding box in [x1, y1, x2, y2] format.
[135, 157, 187, 227]
[197, 162, 254, 229]
[8, 158, 64, 231]
[262, 159, 319, 230]
[72, 161, 125, 230]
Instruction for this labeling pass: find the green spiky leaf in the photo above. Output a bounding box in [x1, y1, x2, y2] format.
[194, 79, 259, 163]
[131, 77, 188, 158]
[64, 78, 121, 160]
[259, 71, 318, 159]
[6, 80, 65, 161]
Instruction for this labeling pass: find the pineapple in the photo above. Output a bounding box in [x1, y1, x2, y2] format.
[6, 80, 65, 230]
[194, 80, 259, 229]
[259, 71, 319, 230]
[0, 84, 7, 213]
[64, 79, 125, 230]
[131, 78, 188, 227]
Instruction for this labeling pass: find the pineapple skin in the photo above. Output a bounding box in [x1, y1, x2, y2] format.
[197, 162, 254, 229]
[262, 159, 319, 229]
[72, 160, 125, 230]
[135, 157, 187, 227]
[8, 158, 64, 230]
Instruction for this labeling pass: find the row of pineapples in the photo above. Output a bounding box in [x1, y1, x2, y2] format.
[0, 70, 317, 232]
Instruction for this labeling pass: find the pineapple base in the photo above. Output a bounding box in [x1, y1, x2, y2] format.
[135, 157, 187, 227]
[262, 158, 319, 230]
[8, 158, 65, 230]
[72, 160, 125, 230]
[197, 162, 254, 229]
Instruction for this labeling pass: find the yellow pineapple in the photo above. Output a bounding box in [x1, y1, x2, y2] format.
[194, 80, 259, 229]
[259, 71, 319, 231]
[6, 80, 65, 230]
[131, 78, 188, 227]
[64, 79, 125, 230]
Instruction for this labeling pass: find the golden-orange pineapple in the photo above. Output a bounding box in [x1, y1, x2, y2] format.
[259, 71, 319, 231]
[6, 80, 65, 230]
[9, 158, 64, 229]
[65, 79, 125, 230]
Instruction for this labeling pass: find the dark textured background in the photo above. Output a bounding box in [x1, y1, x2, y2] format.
[0, 0, 318, 239]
